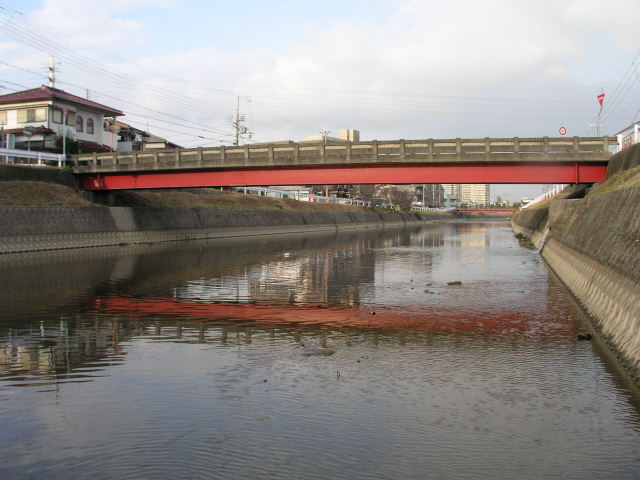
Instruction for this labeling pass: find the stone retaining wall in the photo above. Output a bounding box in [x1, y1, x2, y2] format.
[0, 205, 435, 254]
[512, 187, 640, 383]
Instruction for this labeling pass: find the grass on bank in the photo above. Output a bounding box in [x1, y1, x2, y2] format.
[587, 165, 640, 197]
[0, 181, 403, 213]
[0, 181, 95, 207]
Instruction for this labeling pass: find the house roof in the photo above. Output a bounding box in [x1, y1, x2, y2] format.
[1, 126, 56, 136]
[77, 140, 113, 152]
[0, 85, 124, 117]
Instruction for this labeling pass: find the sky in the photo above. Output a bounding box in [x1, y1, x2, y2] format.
[1, 0, 640, 201]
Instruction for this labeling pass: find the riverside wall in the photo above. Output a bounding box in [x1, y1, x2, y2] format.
[512, 187, 640, 383]
[0, 205, 443, 254]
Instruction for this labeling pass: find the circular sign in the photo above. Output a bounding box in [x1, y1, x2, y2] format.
[559, 126, 567, 136]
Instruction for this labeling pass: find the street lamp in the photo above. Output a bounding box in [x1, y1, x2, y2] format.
[62, 108, 68, 157]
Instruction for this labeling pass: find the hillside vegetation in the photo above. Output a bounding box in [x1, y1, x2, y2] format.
[0, 181, 375, 212]
[587, 165, 640, 197]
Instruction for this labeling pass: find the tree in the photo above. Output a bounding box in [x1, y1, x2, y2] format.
[375, 185, 413, 210]
[54, 136, 79, 155]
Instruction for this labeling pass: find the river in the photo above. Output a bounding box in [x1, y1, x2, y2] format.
[1, 220, 639, 479]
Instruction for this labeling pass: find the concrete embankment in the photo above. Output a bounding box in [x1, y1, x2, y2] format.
[512, 147, 640, 383]
[0, 205, 446, 254]
[0, 164, 458, 253]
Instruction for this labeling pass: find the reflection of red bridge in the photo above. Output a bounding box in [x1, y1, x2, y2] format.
[458, 209, 513, 214]
[94, 295, 574, 336]
[73, 137, 614, 190]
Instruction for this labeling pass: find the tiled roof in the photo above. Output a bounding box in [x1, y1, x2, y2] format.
[1, 126, 56, 136]
[0, 85, 124, 116]
[77, 140, 113, 152]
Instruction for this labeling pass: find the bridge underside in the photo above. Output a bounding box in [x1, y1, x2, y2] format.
[81, 161, 607, 190]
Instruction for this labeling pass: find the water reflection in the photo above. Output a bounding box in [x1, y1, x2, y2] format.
[1, 222, 639, 480]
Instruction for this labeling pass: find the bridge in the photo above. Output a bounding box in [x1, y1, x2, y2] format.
[72, 136, 615, 191]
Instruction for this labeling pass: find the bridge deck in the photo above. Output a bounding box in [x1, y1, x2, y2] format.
[73, 137, 614, 172]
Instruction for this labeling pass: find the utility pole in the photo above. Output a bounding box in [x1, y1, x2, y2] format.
[597, 87, 605, 136]
[48, 57, 56, 88]
[232, 96, 253, 146]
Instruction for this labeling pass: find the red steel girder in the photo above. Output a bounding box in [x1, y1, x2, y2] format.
[80, 162, 608, 190]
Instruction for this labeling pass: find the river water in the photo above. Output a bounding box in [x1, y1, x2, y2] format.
[0, 221, 639, 479]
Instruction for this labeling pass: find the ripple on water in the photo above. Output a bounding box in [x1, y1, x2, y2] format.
[0, 223, 639, 480]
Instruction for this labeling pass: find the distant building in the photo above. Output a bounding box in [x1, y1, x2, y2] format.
[444, 193, 460, 209]
[114, 121, 181, 151]
[414, 184, 445, 207]
[442, 183, 490, 206]
[0, 85, 124, 152]
[616, 122, 640, 151]
[302, 129, 360, 143]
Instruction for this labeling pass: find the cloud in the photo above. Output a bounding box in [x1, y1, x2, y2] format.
[27, 0, 173, 50]
[564, 0, 640, 48]
[1, 0, 636, 146]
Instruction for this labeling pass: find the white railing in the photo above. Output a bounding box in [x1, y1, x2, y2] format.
[236, 187, 457, 211]
[0, 148, 66, 167]
[233, 186, 371, 206]
[521, 184, 567, 209]
[411, 205, 456, 212]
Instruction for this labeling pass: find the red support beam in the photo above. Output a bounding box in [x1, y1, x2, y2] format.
[80, 162, 608, 190]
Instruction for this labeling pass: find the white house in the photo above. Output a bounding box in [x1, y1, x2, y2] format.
[616, 121, 640, 151]
[0, 85, 124, 152]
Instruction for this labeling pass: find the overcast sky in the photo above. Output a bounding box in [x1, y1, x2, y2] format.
[1, 0, 639, 201]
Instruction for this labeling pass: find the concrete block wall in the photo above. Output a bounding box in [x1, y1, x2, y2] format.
[0, 206, 430, 255]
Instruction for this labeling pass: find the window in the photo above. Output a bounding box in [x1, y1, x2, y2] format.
[76, 115, 83, 132]
[17, 108, 46, 123]
[51, 109, 76, 125]
[65, 112, 76, 126]
[87, 118, 94, 135]
[0, 111, 6, 125]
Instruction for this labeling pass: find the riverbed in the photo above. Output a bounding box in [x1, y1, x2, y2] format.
[1, 221, 638, 479]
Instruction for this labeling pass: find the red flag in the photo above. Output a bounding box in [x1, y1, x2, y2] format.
[597, 93, 605, 106]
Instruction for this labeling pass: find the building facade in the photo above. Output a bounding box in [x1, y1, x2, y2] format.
[414, 184, 445, 207]
[616, 122, 640, 151]
[0, 85, 124, 152]
[442, 184, 490, 206]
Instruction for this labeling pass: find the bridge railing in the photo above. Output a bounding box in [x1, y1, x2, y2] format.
[71, 137, 615, 173]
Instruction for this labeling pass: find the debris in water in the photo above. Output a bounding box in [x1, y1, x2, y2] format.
[301, 346, 336, 357]
[447, 281, 462, 286]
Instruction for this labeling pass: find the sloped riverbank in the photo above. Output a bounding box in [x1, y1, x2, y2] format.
[512, 149, 640, 384]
